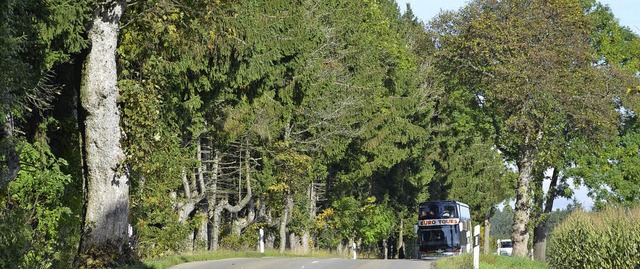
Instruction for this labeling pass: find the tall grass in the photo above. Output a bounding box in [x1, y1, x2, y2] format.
[548, 206, 640, 269]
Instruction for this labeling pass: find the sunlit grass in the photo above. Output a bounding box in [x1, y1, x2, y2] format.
[434, 254, 548, 269]
[118, 249, 344, 269]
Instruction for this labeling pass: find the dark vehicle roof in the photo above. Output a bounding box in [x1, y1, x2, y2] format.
[419, 200, 469, 207]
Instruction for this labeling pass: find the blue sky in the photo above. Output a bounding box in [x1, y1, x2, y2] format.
[397, 0, 640, 34]
[393, 0, 640, 210]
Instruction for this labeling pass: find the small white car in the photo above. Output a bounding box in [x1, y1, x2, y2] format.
[496, 239, 513, 256]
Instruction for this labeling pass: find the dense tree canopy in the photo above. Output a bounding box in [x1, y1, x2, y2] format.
[1, 0, 639, 267]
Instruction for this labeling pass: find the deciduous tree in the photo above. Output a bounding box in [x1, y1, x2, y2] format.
[430, 0, 621, 257]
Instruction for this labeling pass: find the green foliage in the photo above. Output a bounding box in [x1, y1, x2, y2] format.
[219, 222, 262, 251]
[132, 193, 193, 259]
[0, 0, 90, 120]
[0, 141, 72, 268]
[548, 207, 640, 269]
[359, 196, 394, 246]
[4, 0, 639, 266]
[431, 0, 619, 161]
[581, 0, 640, 73]
[490, 205, 514, 240]
[430, 0, 627, 256]
[315, 196, 394, 250]
[445, 136, 516, 223]
[567, 119, 640, 209]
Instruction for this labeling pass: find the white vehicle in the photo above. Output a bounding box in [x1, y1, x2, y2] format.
[496, 239, 513, 256]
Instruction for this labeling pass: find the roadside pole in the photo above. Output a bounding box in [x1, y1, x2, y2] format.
[353, 242, 357, 259]
[473, 225, 480, 269]
[259, 228, 264, 253]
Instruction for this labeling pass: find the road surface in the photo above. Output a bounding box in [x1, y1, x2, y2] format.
[169, 257, 433, 269]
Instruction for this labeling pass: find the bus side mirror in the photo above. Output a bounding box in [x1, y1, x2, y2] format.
[414, 224, 418, 234]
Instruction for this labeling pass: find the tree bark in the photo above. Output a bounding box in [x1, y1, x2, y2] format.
[177, 167, 198, 251]
[484, 207, 494, 255]
[511, 148, 534, 258]
[301, 181, 316, 254]
[209, 148, 220, 251]
[195, 138, 207, 250]
[289, 233, 300, 253]
[533, 167, 558, 261]
[78, 0, 130, 265]
[397, 219, 404, 259]
[197, 137, 206, 194]
[279, 192, 293, 253]
[0, 111, 19, 187]
[195, 207, 208, 251]
[231, 198, 255, 235]
[383, 239, 388, 259]
[302, 230, 310, 254]
[212, 148, 253, 250]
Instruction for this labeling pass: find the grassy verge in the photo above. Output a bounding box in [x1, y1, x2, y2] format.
[433, 254, 548, 269]
[118, 249, 343, 269]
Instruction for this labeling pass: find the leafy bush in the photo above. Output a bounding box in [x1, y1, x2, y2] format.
[132, 203, 192, 259]
[548, 207, 640, 269]
[0, 141, 73, 268]
[220, 233, 242, 251]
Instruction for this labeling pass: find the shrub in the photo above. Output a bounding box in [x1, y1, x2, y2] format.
[548, 207, 640, 269]
[0, 141, 73, 268]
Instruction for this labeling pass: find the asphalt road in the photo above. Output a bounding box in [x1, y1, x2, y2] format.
[169, 257, 433, 269]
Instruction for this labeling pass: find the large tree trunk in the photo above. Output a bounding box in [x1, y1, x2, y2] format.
[177, 168, 196, 251]
[396, 219, 404, 259]
[211, 206, 222, 251]
[208, 148, 220, 251]
[231, 146, 256, 235]
[195, 138, 208, 250]
[212, 147, 253, 250]
[78, 0, 130, 265]
[484, 207, 494, 255]
[279, 192, 293, 253]
[195, 207, 208, 251]
[533, 168, 558, 261]
[301, 181, 316, 254]
[383, 239, 388, 259]
[511, 149, 534, 258]
[302, 230, 310, 254]
[0, 111, 19, 187]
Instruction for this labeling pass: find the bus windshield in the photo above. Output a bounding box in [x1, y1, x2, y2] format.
[419, 203, 459, 219]
[419, 225, 461, 252]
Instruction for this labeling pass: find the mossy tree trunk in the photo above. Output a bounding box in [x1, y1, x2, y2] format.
[511, 148, 534, 258]
[78, 0, 131, 265]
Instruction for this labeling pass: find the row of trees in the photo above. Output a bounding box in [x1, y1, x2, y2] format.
[1, 0, 638, 267]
